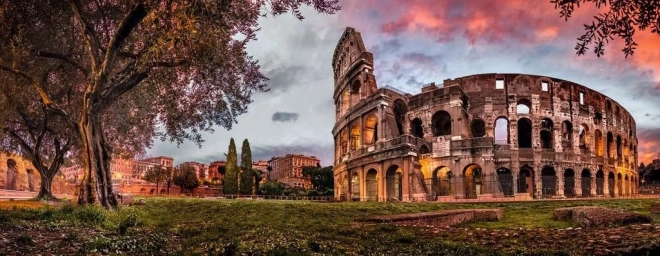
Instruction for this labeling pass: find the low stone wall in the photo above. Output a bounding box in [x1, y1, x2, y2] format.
[357, 208, 503, 227]
[553, 206, 652, 228]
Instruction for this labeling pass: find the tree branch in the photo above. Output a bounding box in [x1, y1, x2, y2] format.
[34, 51, 89, 74]
[69, 0, 101, 73]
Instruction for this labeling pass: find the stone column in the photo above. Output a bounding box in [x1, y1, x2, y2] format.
[377, 104, 385, 143]
[402, 159, 410, 201]
[590, 171, 597, 196]
[575, 174, 582, 197]
[512, 171, 519, 195]
[358, 166, 365, 201]
[378, 162, 385, 201]
[557, 170, 565, 197]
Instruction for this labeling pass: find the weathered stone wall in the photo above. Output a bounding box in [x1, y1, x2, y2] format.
[0, 153, 40, 192]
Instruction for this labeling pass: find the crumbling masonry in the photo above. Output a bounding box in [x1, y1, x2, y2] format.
[331, 27, 638, 202]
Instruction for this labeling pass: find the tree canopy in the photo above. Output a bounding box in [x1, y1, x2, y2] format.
[223, 138, 238, 195]
[552, 0, 660, 57]
[0, 0, 340, 208]
[239, 139, 254, 194]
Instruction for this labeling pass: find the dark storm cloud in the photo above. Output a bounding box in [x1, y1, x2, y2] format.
[261, 62, 310, 94]
[271, 112, 300, 122]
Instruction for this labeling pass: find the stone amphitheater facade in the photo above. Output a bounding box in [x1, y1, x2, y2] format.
[331, 27, 638, 202]
[0, 152, 41, 192]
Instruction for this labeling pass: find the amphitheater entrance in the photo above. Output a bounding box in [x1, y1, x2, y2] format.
[6, 159, 17, 190]
[351, 173, 360, 201]
[365, 169, 378, 201]
[496, 168, 514, 196]
[624, 175, 629, 196]
[608, 172, 615, 197]
[463, 164, 483, 199]
[596, 170, 604, 195]
[581, 169, 592, 197]
[518, 167, 534, 196]
[386, 165, 403, 201]
[541, 166, 557, 198]
[431, 167, 452, 199]
[617, 173, 623, 196]
[340, 174, 348, 200]
[564, 169, 575, 197]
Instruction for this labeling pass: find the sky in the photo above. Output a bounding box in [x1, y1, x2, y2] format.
[146, 0, 660, 166]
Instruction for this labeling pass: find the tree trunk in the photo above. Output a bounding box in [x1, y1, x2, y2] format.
[77, 108, 117, 209]
[35, 169, 56, 200]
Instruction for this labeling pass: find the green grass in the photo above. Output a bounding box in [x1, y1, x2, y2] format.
[1, 198, 659, 255]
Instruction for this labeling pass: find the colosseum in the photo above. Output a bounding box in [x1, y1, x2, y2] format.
[331, 27, 639, 202]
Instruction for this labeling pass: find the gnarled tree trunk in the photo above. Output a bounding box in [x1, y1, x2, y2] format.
[36, 170, 56, 200]
[77, 107, 117, 209]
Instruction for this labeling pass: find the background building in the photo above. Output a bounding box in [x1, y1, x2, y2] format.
[268, 154, 320, 188]
[179, 161, 209, 181]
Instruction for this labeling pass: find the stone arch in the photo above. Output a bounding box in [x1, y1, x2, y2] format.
[351, 171, 360, 200]
[365, 169, 378, 201]
[564, 168, 575, 197]
[616, 135, 622, 159]
[607, 132, 614, 158]
[350, 79, 362, 104]
[341, 89, 350, 115]
[494, 117, 509, 145]
[579, 124, 589, 149]
[338, 174, 348, 200]
[463, 164, 483, 199]
[540, 118, 554, 150]
[140, 188, 146, 194]
[617, 172, 623, 196]
[596, 169, 604, 196]
[432, 167, 452, 198]
[410, 118, 423, 138]
[419, 145, 430, 154]
[160, 189, 166, 195]
[608, 172, 615, 197]
[581, 169, 592, 197]
[150, 188, 156, 195]
[595, 129, 604, 156]
[393, 100, 408, 136]
[6, 159, 17, 190]
[470, 119, 486, 137]
[518, 118, 533, 148]
[386, 165, 403, 201]
[517, 99, 531, 114]
[350, 123, 361, 150]
[364, 115, 378, 145]
[624, 174, 629, 196]
[340, 129, 348, 155]
[496, 168, 514, 196]
[432, 110, 452, 136]
[518, 166, 534, 196]
[561, 120, 573, 150]
[541, 166, 557, 197]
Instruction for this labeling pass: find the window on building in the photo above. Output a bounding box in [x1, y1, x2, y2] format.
[579, 92, 584, 105]
[541, 81, 548, 91]
[495, 78, 504, 89]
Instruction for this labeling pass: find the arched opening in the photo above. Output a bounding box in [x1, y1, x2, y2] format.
[160, 189, 166, 195]
[518, 166, 534, 196]
[579, 124, 589, 149]
[564, 169, 575, 197]
[432, 167, 452, 198]
[494, 117, 509, 145]
[517, 118, 533, 148]
[386, 165, 403, 201]
[432, 110, 452, 136]
[596, 170, 604, 195]
[393, 100, 408, 136]
[624, 174, 629, 196]
[616, 135, 622, 159]
[350, 124, 361, 150]
[471, 119, 486, 137]
[617, 173, 623, 196]
[350, 80, 362, 104]
[150, 188, 156, 195]
[139, 188, 146, 194]
[410, 118, 424, 138]
[351, 172, 360, 201]
[540, 118, 554, 150]
[419, 145, 430, 154]
[463, 164, 483, 199]
[541, 166, 557, 198]
[607, 132, 614, 158]
[364, 115, 378, 145]
[340, 130, 349, 156]
[341, 90, 350, 115]
[517, 99, 531, 114]
[340, 174, 348, 200]
[608, 172, 615, 197]
[595, 130, 603, 156]
[496, 168, 514, 196]
[365, 169, 378, 201]
[561, 121, 573, 150]
[6, 159, 17, 190]
[581, 169, 592, 197]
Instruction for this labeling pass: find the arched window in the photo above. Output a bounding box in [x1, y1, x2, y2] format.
[616, 135, 622, 159]
[341, 130, 349, 155]
[419, 145, 430, 154]
[350, 80, 362, 105]
[393, 100, 408, 136]
[494, 117, 509, 145]
[579, 124, 589, 148]
[517, 99, 531, 114]
[607, 132, 614, 158]
[540, 118, 554, 150]
[471, 119, 486, 137]
[561, 121, 573, 150]
[363, 115, 378, 145]
[518, 118, 532, 148]
[432, 110, 452, 136]
[350, 124, 361, 150]
[595, 130, 603, 157]
[410, 118, 423, 138]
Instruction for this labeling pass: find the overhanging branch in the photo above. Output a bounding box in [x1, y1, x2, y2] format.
[35, 51, 89, 74]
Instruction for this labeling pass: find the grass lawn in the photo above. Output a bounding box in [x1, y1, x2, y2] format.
[0, 198, 659, 255]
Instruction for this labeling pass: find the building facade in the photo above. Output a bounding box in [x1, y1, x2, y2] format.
[331, 27, 639, 202]
[268, 154, 321, 188]
[208, 161, 226, 185]
[179, 161, 209, 181]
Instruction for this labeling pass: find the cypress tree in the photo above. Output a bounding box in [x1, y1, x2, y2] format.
[223, 138, 239, 195]
[239, 139, 255, 194]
